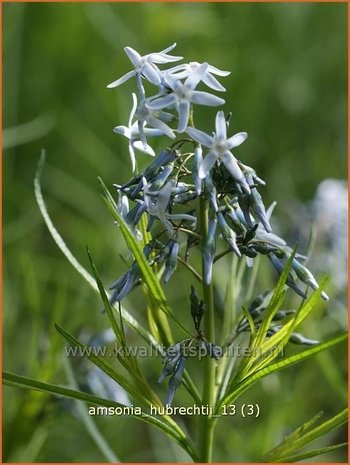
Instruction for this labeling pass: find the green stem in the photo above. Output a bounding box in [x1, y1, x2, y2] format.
[178, 256, 203, 283]
[197, 196, 216, 462]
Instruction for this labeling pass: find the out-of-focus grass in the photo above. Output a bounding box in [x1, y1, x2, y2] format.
[3, 2, 347, 462]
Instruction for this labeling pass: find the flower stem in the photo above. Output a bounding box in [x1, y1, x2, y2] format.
[198, 196, 216, 462]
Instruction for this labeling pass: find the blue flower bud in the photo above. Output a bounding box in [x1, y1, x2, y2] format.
[158, 342, 182, 384]
[190, 285, 205, 331]
[146, 148, 177, 173]
[291, 258, 329, 301]
[163, 240, 180, 283]
[217, 212, 241, 257]
[268, 254, 306, 299]
[109, 262, 141, 304]
[204, 174, 219, 212]
[249, 186, 272, 233]
[165, 356, 187, 406]
[227, 209, 247, 235]
[149, 163, 174, 192]
[192, 145, 203, 196]
[117, 191, 129, 218]
[272, 309, 295, 321]
[203, 216, 217, 285]
[289, 332, 319, 346]
[125, 203, 147, 228]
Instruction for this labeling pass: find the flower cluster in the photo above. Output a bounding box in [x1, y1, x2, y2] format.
[108, 43, 328, 302]
[107, 44, 329, 405]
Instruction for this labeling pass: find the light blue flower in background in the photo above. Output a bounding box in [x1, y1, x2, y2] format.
[167, 61, 230, 92]
[107, 43, 183, 89]
[147, 63, 225, 132]
[187, 111, 249, 192]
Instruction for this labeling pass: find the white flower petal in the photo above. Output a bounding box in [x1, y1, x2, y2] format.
[166, 64, 188, 75]
[158, 43, 177, 54]
[167, 70, 189, 80]
[158, 110, 174, 123]
[146, 94, 177, 110]
[199, 151, 218, 178]
[142, 128, 164, 137]
[137, 120, 148, 149]
[207, 64, 231, 76]
[186, 127, 213, 148]
[147, 115, 176, 139]
[266, 201, 277, 221]
[202, 73, 226, 92]
[142, 63, 161, 85]
[129, 93, 138, 127]
[150, 52, 183, 64]
[133, 140, 155, 156]
[164, 73, 180, 91]
[107, 70, 136, 88]
[215, 111, 227, 139]
[185, 62, 208, 90]
[124, 47, 142, 67]
[114, 125, 131, 138]
[128, 142, 136, 173]
[221, 151, 244, 181]
[191, 91, 225, 107]
[177, 101, 190, 132]
[227, 132, 248, 149]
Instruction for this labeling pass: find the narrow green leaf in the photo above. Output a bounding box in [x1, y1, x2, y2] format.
[241, 305, 257, 337]
[217, 332, 347, 412]
[98, 176, 191, 336]
[262, 411, 324, 461]
[273, 442, 348, 463]
[264, 409, 348, 462]
[254, 249, 296, 346]
[2, 371, 195, 459]
[234, 251, 295, 380]
[276, 409, 347, 461]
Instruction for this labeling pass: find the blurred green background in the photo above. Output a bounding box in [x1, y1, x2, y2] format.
[3, 2, 347, 462]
